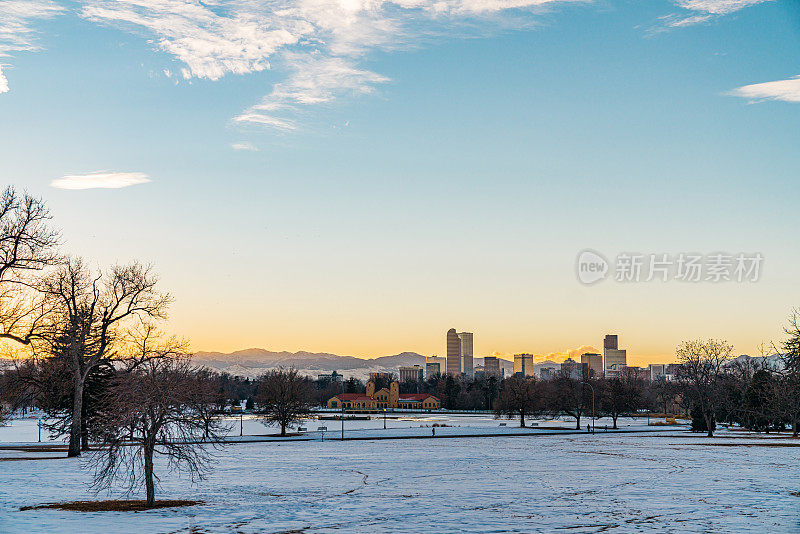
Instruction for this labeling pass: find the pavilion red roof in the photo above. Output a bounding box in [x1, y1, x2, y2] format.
[398, 394, 438, 402]
[332, 394, 374, 402]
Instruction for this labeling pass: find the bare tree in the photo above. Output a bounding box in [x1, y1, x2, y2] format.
[777, 309, 800, 436]
[191, 368, 228, 440]
[494, 376, 543, 427]
[0, 368, 12, 425]
[676, 339, 733, 437]
[599, 369, 644, 430]
[0, 186, 59, 346]
[91, 356, 226, 507]
[550, 375, 590, 430]
[255, 368, 313, 436]
[38, 258, 171, 457]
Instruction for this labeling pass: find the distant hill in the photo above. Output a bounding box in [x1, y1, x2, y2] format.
[190, 349, 514, 380]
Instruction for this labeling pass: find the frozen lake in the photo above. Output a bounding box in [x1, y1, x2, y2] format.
[1, 421, 799, 533]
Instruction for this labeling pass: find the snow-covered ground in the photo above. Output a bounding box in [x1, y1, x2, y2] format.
[2, 417, 798, 533]
[0, 412, 659, 443]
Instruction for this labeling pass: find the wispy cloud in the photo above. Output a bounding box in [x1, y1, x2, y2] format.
[51, 171, 152, 190]
[728, 75, 800, 104]
[234, 54, 390, 129]
[0, 0, 65, 93]
[231, 141, 259, 151]
[675, 0, 770, 15]
[79, 0, 583, 130]
[661, 0, 772, 28]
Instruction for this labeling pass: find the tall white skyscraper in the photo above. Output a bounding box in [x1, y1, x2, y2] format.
[458, 332, 474, 378]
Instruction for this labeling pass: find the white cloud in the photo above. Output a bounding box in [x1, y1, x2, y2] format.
[79, 0, 582, 129]
[231, 141, 259, 151]
[232, 113, 298, 131]
[0, 66, 8, 94]
[234, 53, 389, 128]
[0, 0, 64, 93]
[81, 0, 306, 81]
[729, 75, 800, 104]
[51, 171, 152, 190]
[664, 0, 772, 27]
[675, 0, 770, 15]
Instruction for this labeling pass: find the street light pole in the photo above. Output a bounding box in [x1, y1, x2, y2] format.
[341, 378, 345, 441]
[582, 381, 595, 433]
[240, 412, 243, 437]
[384, 409, 386, 430]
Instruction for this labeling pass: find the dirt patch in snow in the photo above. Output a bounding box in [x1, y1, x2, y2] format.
[20, 499, 203, 512]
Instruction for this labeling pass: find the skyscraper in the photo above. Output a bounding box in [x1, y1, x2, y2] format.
[513, 353, 534, 377]
[483, 356, 501, 378]
[458, 332, 474, 378]
[603, 334, 627, 378]
[446, 328, 461, 376]
[581, 353, 603, 379]
[425, 362, 441, 379]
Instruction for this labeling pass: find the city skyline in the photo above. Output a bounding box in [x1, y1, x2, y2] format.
[1, 0, 797, 364]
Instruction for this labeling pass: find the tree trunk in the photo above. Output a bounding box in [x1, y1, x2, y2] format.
[68, 377, 84, 458]
[793, 418, 798, 438]
[519, 410, 525, 428]
[612, 414, 618, 430]
[81, 402, 89, 451]
[281, 421, 286, 436]
[144, 444, 155, 507]
[575, 413, 581, 430]
[704, 410, 714, 437]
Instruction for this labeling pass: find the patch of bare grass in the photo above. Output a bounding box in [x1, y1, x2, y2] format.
[20, 499, 203, 512]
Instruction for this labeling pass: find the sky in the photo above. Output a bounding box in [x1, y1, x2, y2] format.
[0, 0, 798, 365]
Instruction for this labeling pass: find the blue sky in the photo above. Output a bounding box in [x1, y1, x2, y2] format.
[0, 0, 798, 361]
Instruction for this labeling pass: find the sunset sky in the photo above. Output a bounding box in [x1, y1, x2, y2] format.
[1, 0, 798, 365]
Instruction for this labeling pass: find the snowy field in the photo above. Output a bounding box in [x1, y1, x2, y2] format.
[0, 412, 655, 444]
[3, 417, 800, 533]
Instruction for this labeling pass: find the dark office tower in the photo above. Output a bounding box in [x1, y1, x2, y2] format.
[604, 335, 618, 350]
[446, 328, 462, 376]
[483, 356, 501, 378]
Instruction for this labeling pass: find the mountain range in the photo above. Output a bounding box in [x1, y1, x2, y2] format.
[191, 349, 518, 380]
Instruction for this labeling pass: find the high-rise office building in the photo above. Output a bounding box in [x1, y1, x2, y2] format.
[514, 353, 534, 377]
[603, 334, 626, 378]
[459, 332, 474, 378]
[561, 358, 588, 380]
[399, 365, 424, 383]
[483, 356, 501, 378]
[446, 328, 462, 376]
[426, 362, 441, 378]
[581, 353, 603, 379]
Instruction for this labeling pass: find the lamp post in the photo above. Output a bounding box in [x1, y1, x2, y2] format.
[383, 408, 387, 430]
[341, 378, 345, 441]
[240, 412, 243, 437]
[582, 381, 595, 433]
